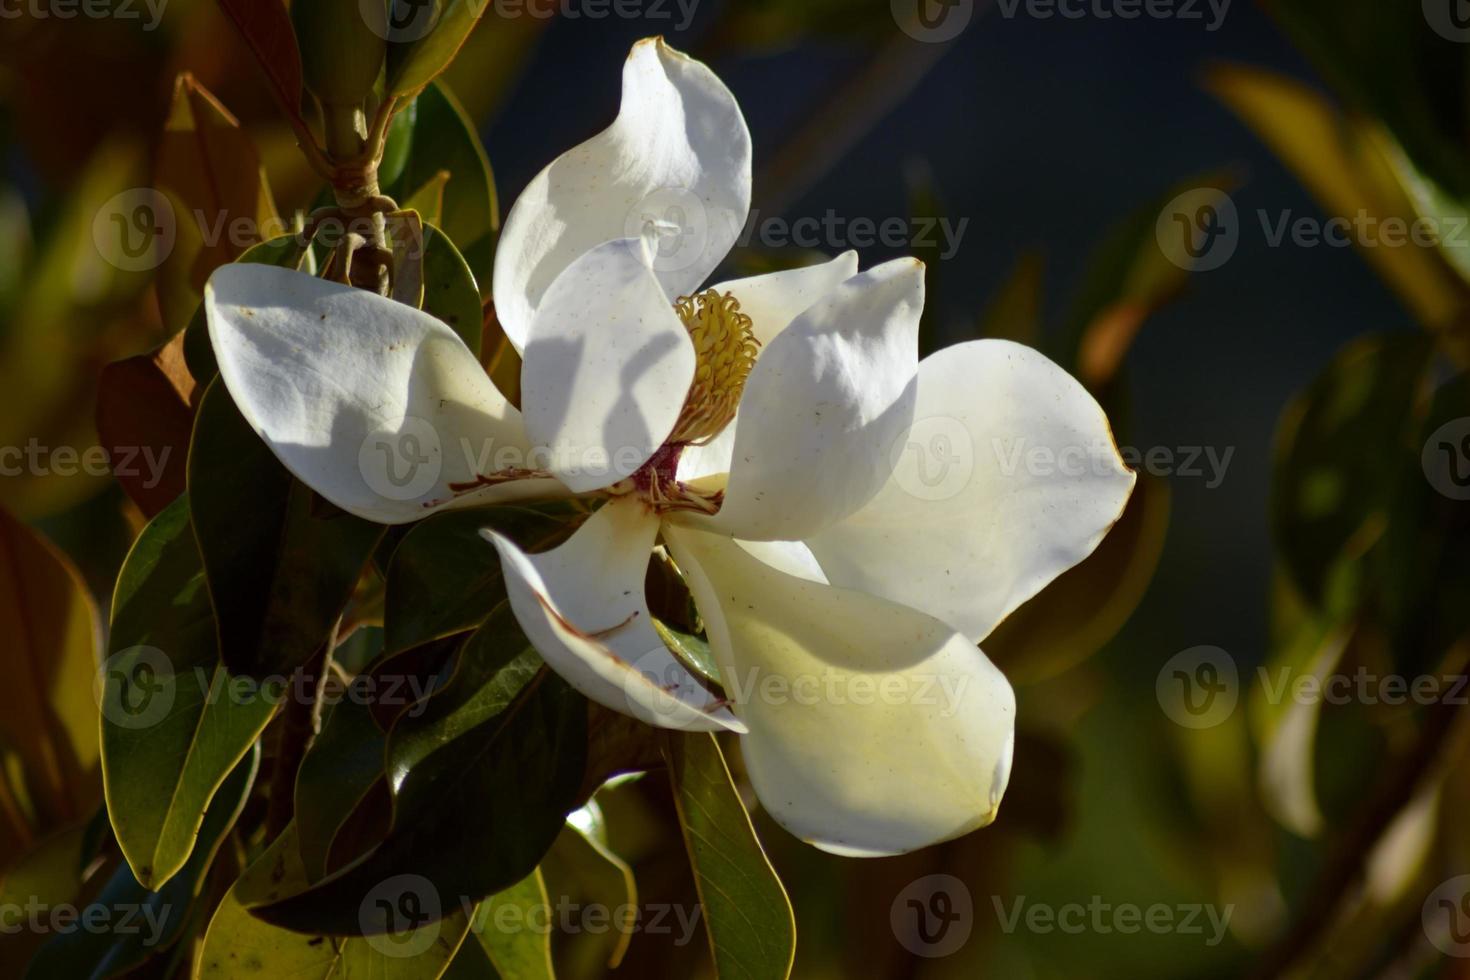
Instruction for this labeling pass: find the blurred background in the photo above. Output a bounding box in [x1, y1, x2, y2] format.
[3, 1, 1468, 977]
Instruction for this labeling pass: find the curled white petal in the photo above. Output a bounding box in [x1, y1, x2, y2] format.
[678, 251, 860, 483]
[492, 37, 752, 352]
[484, 496, 743, 733]
[807, 339, 1137, 642]
[707, 258, 925, 541]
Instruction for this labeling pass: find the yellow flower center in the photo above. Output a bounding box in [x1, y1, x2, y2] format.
[667, 289, 759, 446]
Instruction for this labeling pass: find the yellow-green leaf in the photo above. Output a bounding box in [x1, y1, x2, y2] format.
[663, 733, 795, 980]
[197, 823, 473, 978]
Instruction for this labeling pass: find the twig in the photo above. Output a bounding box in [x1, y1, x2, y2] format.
[265, 618, 341, 840]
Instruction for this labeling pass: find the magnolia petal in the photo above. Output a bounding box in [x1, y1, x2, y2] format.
[807, 339, 1137, 643]
[205, 264, 559, 524]
[520, 237, 696, 493]
[482, 496, 743, 733]
[712, 250, 859, 347]
[678, 252, 861, 482]
[708, 258, 925, 541]
[665, 524, 1015, 856]
[492, 37, 752, 352]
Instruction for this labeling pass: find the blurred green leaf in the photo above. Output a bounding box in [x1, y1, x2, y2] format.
[154, 73, 279, 334]
[0, 509, 102, 840]
[0, 824, 91, 974]
[663, 732, 795, 980]
[1056, 176, 1221, 385]
[1261, 0, 1470, 198]
[189, 380, 385, 678]
[540, 818, 639, 974]
[1272, 331, 1434, 608]
[978, 251, 1045, 346]
[383, 82, 498, 297]
[101, 496, 277, 889]
[1206, 63, 1467, 331]
[95, 332, 196, 518]
[29, 746, 257, 980]
[198, 822, 472, 979]
[249, 607, 587, 935]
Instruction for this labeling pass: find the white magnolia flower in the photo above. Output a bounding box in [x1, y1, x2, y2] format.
[204, 38, 1134, 857]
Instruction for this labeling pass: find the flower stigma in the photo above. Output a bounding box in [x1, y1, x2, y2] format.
[668, 289, 759, 446]
[612, 290, 759, 515]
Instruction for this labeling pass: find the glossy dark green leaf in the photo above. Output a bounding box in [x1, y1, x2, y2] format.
[662, 733, 795, 980]
[249, 606, 587, 935]
[294, 696, 388, 882]
[382, 82, 498, 296]
[189, 380, 386, 678]
[28, 746, 257, 980]
[383, 501, 588, 651]
[101, 496, 277, 889]
[422, 222, 483, 355]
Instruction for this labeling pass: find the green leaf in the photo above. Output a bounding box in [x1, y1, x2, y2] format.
[1262, 0, 1470, 198]
[540, 819, 639, 974]
[197, 823, 473, 979]
[0, 824, 92, 974]
[653, 620, 722, 687]
[383, 82, 498, 296]
[422, 222, 483, 355]
[29, 746, 258, 980]
[386, 1, 492, 98]
[101, 496, 277, 889]
[1205, 63, 1467, 331]
[383, 501, 588, 651]
[249, 606, 587, 935]
[189, 379, 385, 678]
[468, 869, 556, 979]
[662, 733, 795, 980]
[294, 696, 388, 882]
[1272, 331, 1435, 607]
